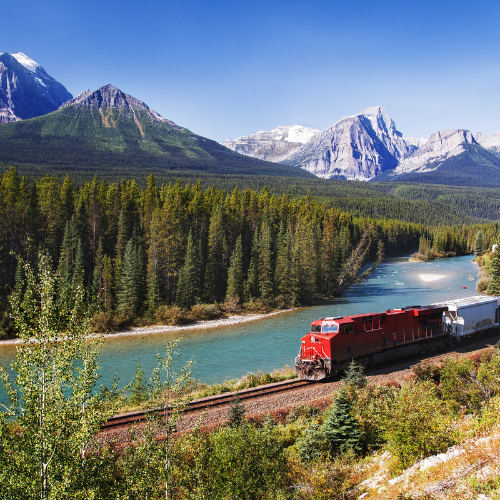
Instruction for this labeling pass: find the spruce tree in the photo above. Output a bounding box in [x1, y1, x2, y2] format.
[227, 394, 246, 427]
[117, 239, 140, 316]
[226, 235, 244, 302]
[342, 360, 367, 389]
[322, 388, 362, 454]
[474, 230, 485, 257]
[204, 205, 227, 302]
[176, 231, 199, 308]
[245, 227, 261, 300]
[487, 244, 500, 296]
[259, 218, 274, 301]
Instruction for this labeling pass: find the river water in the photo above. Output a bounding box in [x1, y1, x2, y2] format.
[0, 255, 481, 399]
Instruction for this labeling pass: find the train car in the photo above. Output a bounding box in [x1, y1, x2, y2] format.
[434, 296, 499, 340]
[295, 296, 500, 381]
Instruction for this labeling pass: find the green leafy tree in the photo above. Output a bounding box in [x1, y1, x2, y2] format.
[130, 361, 147, 406]
[0, 252, 112, 499]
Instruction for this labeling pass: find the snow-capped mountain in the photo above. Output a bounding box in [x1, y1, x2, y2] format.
[392, 129, 477, 175]
[222, 125, 320, 163]
[0, 52, 72, 123]
[281, 106, 419, 180]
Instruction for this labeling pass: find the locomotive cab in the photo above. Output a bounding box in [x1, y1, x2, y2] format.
[295, 317, 343, 380]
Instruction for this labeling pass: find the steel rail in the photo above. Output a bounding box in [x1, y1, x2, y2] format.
[101, 378, 313, 431]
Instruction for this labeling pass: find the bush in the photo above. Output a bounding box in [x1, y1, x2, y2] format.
[384, 381, 455, 469]
[155, 305, 189, 325]
[189, 303, 223, 321]
[412, 360, 441, 383]
[176, 422, 290, 498]
[90, 311, 132, 332]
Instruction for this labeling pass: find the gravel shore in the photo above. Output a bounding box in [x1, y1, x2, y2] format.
[0, 309, 294, 345]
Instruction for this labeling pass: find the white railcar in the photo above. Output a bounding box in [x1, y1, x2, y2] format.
[433, 296, 500, 339]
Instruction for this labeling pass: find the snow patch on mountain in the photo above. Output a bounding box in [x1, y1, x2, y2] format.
[222, 125, 320, 163]
[11, 52, 40, 73]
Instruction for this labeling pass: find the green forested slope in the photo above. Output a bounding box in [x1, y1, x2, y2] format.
[0, 105, 315, 178]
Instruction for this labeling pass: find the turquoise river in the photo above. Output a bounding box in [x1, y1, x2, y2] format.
[0, 255, 483, 400]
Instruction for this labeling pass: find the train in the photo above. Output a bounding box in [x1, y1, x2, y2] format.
[295, 296, 500, 380]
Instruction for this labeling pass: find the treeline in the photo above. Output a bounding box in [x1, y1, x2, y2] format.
[0, 167, 428, 330]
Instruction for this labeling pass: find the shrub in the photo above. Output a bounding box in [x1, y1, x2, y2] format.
[189, 303, 222, 321]
[176, 423, 290, 498]
[155, 305, 189, 325]
[90, 311, 132, 332]
[412, 360, 441, 383]
[384, 381, 455, 469]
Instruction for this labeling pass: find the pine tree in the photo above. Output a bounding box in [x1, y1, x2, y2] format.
[117, 239, 140, 316]
[259, 218, 274, 300]
[487, 243, 500, 296]
[227, 394, 246, 427]
[474, 230, 485, 257]
[176, 231, 199, 308]
[322, 388, 362, 454]
[226, 235, 244, 303]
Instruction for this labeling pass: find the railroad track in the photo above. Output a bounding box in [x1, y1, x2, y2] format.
[101, 378, 313, 431]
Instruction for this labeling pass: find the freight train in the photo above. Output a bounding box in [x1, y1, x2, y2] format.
[295, 296, 500, 380]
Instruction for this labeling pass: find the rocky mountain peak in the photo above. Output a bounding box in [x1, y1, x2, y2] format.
[282, 107, 418, 180]
[394, 129, 477, 174]
[0, 52, 72, 123]
[60, 85, 182, 128]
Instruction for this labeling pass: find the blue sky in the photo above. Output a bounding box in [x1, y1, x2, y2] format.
[3, 0, 500, 142]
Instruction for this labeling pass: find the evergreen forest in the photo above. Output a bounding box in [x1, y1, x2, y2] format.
[3, 166, 500, 337]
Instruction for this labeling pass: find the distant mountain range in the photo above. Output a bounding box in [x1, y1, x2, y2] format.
[2, 51, 500, 186]
[224, 107, 500, 186]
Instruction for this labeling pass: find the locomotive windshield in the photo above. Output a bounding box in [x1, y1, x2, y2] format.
[321, 323, 339, 333]
[311, 325, 321, 332]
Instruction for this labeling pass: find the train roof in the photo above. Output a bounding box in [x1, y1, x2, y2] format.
[432, 295, 498, 310]
[315, 304, 446, 324]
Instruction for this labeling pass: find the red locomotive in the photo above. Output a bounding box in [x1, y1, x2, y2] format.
[295, 304, 449, 380]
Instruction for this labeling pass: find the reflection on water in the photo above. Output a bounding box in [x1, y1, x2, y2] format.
[0, 255, 480, 398]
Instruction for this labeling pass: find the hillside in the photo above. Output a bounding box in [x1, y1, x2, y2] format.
[0, 85, 315, 180]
